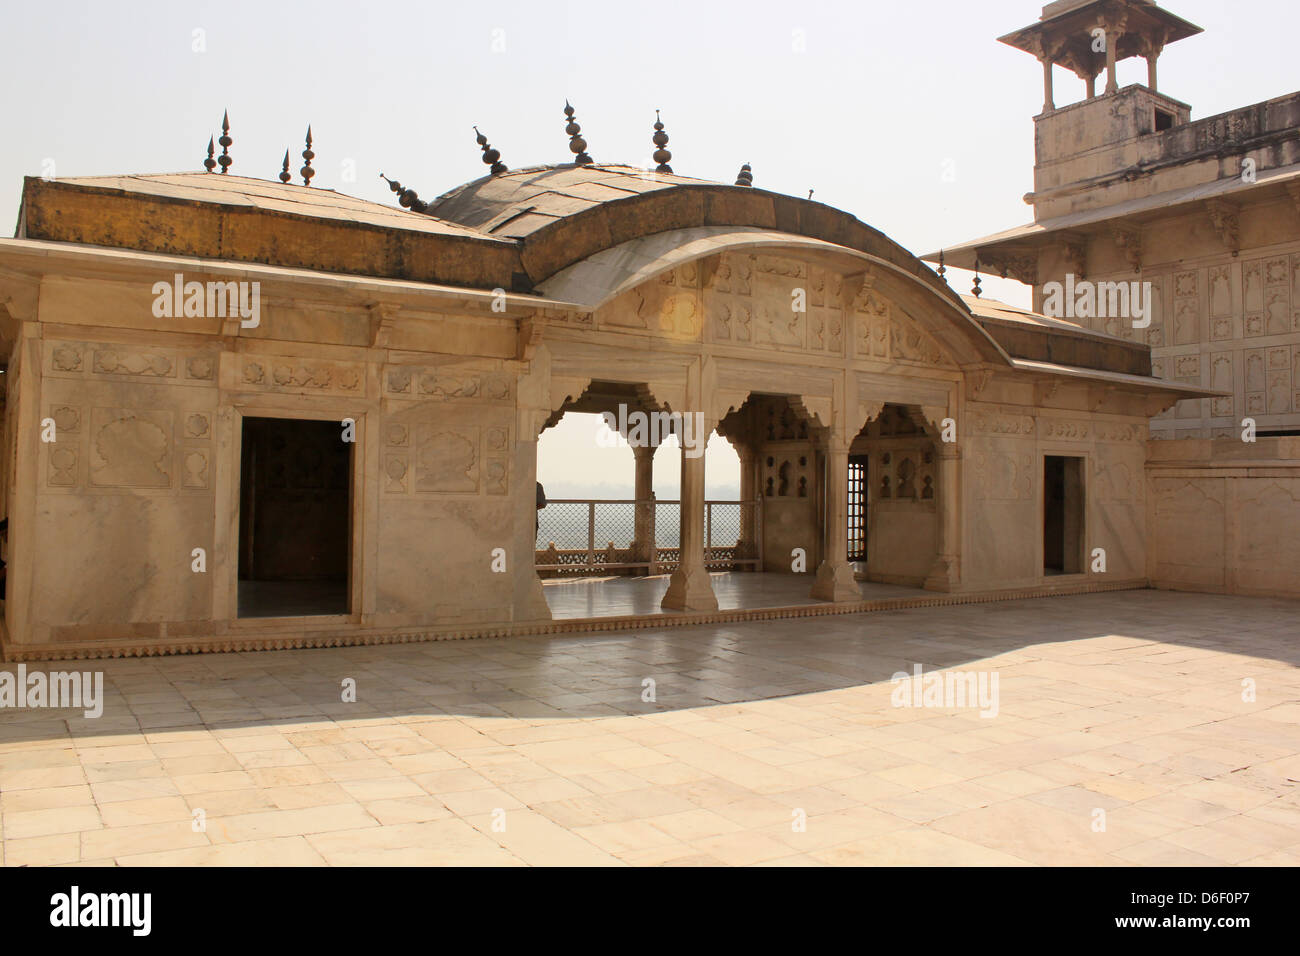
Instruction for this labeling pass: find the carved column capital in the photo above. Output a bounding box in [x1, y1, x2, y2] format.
[367, 302, 399, 349]
[983, 249, 1039, 285]
[1112, 226, 1142, 273]
[517, 314, 546, 361]
[1059, 233, 1088, 281]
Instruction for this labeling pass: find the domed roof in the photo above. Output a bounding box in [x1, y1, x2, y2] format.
[429, 163, 970, 316]
[430, 164, 717, 238]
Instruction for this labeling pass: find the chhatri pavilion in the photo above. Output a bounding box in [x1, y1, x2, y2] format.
[2, 3, 1296, 660]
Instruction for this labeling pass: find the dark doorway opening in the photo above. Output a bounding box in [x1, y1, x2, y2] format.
[847, 454, 869, 561]
[1043, 455, 1084, 575]
[238, 417, 351, 617]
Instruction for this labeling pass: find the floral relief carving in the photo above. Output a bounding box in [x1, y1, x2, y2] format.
[51, 406, 80, 433]
[970, 411, 1036, 436]
[386, 368, 413, 394]
[184, 413, 210, 439]
[48, 447, 77, 486]
[52, 345, 83, 372]
[272, 365, 332, 389]
[185, 356, 216, 381]
[182, 450, 209, 489]
[93, 350, 174, 378]
[1044, 419, 1091, 440]
[384, 453, 408, 493]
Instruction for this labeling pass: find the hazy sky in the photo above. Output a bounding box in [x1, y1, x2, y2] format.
[4, 0, 1295, 496]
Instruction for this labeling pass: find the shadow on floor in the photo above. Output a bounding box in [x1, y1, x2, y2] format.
[1, 589, 1298, 746]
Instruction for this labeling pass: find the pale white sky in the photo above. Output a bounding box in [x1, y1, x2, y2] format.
[4, 0, 1294, 496]
[538, 415, 740, 500]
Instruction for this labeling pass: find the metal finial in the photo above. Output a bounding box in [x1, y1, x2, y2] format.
[651, 110, 672, 174]
[473, 126, 507, 176]
[937, 250, 947, 280]
[379, 173, 428, 213]
[972, 258, 983, 299]
[808, 188, 814, 200]
[217, 111, 232, 174]
[734, 162, 753, 187]
[203, 136, 216, 173]
[563, 100, 593, 165]
[279, 150, 291, 184]
[300, 126, 315, 187]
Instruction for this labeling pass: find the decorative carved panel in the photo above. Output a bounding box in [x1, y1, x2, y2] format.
[414, 425, 479, 494]
[384, 365, 511, 403]
[88, 409, 173, 489]
[240, 357, 366, 396]
[93, 349, 176, 379]
[972, 449, 1033, 501]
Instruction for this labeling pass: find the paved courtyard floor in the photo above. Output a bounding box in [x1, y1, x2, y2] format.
[1, 589, 1298, 866]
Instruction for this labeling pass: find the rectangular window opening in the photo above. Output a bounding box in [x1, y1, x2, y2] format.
[847, 454, 869, 562]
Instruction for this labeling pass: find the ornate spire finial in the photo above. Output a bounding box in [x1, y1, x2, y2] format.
[972, 257, 983, 298]
[300, 126, 315, 187]
[563, 101, 593, 165]
[217, 111, 232, 174]
[734, 162, 753, 187]
[651, 110, 672, 174]
[937, 249, 947, 280]
[474, 126, 507, 176]
[279, 150, 291, 184]
[379, 173, 428, 213]
[203, 136, 216, 173]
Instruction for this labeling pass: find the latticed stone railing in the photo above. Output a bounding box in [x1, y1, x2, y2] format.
[534, 498, 761, 576]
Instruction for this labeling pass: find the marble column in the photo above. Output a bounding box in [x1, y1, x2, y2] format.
[810, 429, 859, 603]
[632, 442, 658, 575]
[513, 427, 552, 622]
[1104, 31, 1119, 94]
[733, 442, 757, 567]
[661, 416, 719, 611]
[923, 444, 961, 592]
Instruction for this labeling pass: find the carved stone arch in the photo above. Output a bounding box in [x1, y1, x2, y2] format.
[541, 375, 593, 434]
[543, 377, 684, 443]
[796, 395, 832, 435]
[920, 404, 951, 438]
[856, 400, 886, 437]
[710, 387, 752, 431]
[875, 403, 951, 444]
[780, 394, 830, 441]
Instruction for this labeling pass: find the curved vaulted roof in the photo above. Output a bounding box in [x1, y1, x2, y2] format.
[428, 164, 969, 308]
[8, 162, 1199, 382]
